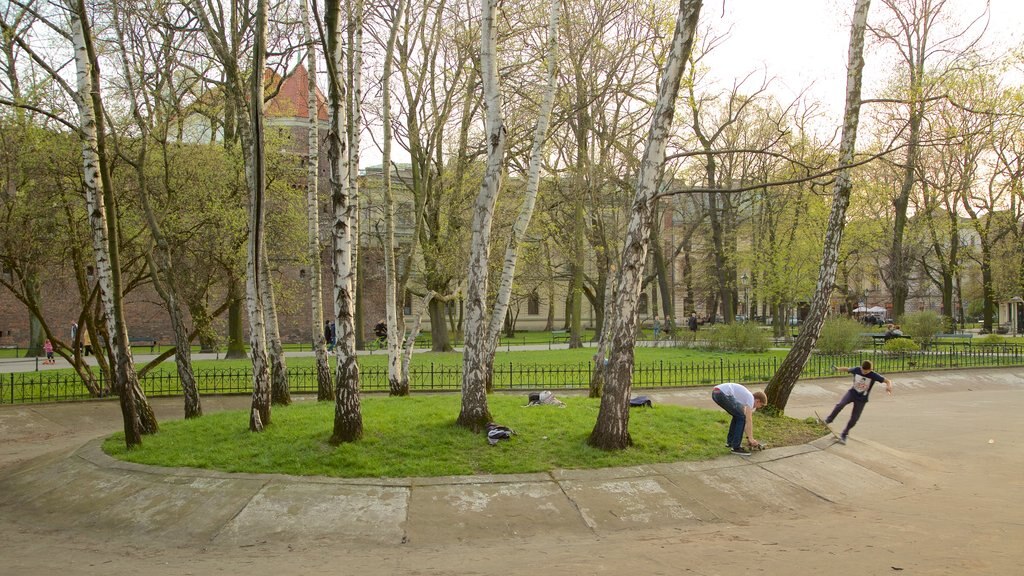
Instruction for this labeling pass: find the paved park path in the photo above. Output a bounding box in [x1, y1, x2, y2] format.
[0, 367, 1021, 575]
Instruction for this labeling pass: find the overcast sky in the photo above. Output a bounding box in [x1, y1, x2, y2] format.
[689, 0, 1021, 133]
[366, 0, 1022, 167]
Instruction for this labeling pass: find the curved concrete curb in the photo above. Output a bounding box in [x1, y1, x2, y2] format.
[0, 435, 926, 547]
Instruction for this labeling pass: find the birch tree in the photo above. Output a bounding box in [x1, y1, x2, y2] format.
[588, 0, 702, 450]
[110, 0, 202, 418]
[323, 0, 363, 443]
[68, 0, 156, 444]
[395, 0, 479, 352]
[187, 0, 280, 430]
[379, 0, 418, 396]
[347, 0, 365, 350]
[301, 0, 333, 401]
[457, 0, 505, 431]
[480, 0, 561, 391]
[245, 0, 272, 430]
[764, 0, 872, 412]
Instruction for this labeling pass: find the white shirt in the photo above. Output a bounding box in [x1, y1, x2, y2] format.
[716, 382, 754, 409]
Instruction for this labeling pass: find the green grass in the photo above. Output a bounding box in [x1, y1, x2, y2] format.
[103, 393, 825, 478]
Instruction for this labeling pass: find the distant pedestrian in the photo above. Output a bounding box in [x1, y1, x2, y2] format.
[688, 312, 698, 332]
[71, 322, 78, 346]
[824, 360, 893, 444]
[43, 339, 54, 364]
[711, 382, 765, 456]
[323, 320, 332, 349]
[652, 316, 661, 340]
[81, 328, 92, 356]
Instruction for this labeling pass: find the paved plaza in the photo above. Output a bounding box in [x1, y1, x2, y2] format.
[0, 367, 1021, 575]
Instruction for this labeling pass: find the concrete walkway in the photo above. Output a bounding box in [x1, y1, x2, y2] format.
[0, 367, 1021, 574]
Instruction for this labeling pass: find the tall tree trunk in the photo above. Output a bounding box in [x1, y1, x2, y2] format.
[225, 283, 247, 359]
[26, 273, 43, 357]
[325, 0, 363, 444]
[889, 103, 921, 318]
[261, 251, 290, 405]
[112, 0, 201, 419]
[301, 0, 333, 401]
[764, 0, 871, 412]
[569, 208, 585, 348]
[245, 0, 272, 431]
[589, 0, 703, 450]
[348, 0, 365, 351]
[457, 0, 505, 432]
[481, 0, 561, 391]
[70, 0, 154, 446]
[382, 0, 409, 396]
[651, 202, 673, 325]
[980, 245, 995, 332]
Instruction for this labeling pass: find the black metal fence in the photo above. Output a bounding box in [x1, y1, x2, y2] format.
[2, 345, 1022, 405]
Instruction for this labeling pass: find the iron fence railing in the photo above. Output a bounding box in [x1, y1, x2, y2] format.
[2, 345, 1022, 404]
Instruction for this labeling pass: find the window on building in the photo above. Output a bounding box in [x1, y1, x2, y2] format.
[639, 293, 649, 315]
[528, 291, 540, 315]
[397, 201, 414, 228]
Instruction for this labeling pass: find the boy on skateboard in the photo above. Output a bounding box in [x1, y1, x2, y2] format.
[823, 360, 893, 444]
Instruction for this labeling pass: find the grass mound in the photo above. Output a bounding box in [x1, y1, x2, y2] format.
[104, 393, 824, 478]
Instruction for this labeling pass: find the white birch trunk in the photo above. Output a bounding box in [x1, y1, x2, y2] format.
[246, 0, 272, 431]
[482, 0, 561, 378]
[348, 0, 363, 328]
[261, 249, 289, 405]
[401, 292, 434, 386]
[764, 0, 871, 411]
[325, 0, 363, 443]
[381, 0, 409, 395]
[302, 0, 333, 402]
[590, 262, 618, 398]
[457, 0, 505, 431]
[69, 0, 148, 446]
[589, 0, 703, 450]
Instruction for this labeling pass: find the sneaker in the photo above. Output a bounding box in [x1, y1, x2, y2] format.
[838, 435, 847, 445]
[730, 446, 752, 456]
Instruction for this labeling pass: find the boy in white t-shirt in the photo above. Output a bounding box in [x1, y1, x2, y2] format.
[711, 382, 765, 456]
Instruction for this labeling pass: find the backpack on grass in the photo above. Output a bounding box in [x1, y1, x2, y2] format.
[486, 423, 516, 445]
[629, 395, 653, 408]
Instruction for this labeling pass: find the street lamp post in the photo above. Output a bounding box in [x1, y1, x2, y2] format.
[741, 273, 749, 321]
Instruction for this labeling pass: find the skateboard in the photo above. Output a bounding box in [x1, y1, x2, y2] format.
[814, 411, 845, 444]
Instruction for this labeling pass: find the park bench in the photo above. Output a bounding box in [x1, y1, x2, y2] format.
[129, 336, 158, 353]
[935, 333, 973, 349]
[863, 333, 910, 351]
[550, 329, 570, 344]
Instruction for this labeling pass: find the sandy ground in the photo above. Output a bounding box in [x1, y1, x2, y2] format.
[1, 369, 1022, 575]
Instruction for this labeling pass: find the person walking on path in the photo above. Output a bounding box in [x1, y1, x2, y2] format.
[711, 382, 765, 456]
[824, 360, 893, 444]
[81, 328, 92, 356]
[652, 316, 661, 340]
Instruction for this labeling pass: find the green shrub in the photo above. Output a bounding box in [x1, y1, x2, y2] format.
[882, 337, 920, 353]
[975, 334, 1006, 346]
[701, 322, 770, 353]
[816, 317, 865, 354]
[898, 311, 945, 347]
